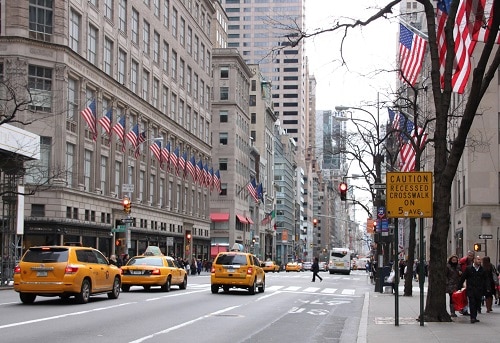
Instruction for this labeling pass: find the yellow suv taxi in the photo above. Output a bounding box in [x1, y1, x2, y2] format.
[211, 244, 265, 295]
[14, 245, 121, 304]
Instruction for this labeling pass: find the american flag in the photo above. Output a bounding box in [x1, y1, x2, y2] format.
[134, 131, 147, 159]
[112, 116, 126, 152]
[397, 116, 428, 172]
[80, 99, 97, 140]
[436, 0, 474, 94]
[398, 23, 427, 86]
[246, 178, 259, 203]
[208, 167, 214, 191]
[469, 0, 500, 44]
[126, 124, 140, 148]
[186, 155, 197, 181]
[257, 183, 264, 203]
[213, 170, 222, 194]
[162, 142, 171, 170]
[149, 140, 162, 163]
[178, 152, 187, 179]
[171, 147, 180, 175]
[203, 163, 210, 187]
[98, 108, 112, 136]
[196, 159, 204, 185]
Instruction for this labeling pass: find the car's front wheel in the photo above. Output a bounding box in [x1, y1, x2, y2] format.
[75, 279, 91, 304]
[107, 277, 121, 299]
[20, 293, 36, 304]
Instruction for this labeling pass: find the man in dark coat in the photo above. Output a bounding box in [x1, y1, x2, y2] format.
[459, 255, 488, 323]
[311, 257, 323, 282]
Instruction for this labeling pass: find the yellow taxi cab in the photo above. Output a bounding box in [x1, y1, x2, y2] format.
[285, 262, 302, 272]
[13, 245, 121, 304]
[211, 243, 265, 295]
[120, 246, 187, 292]
[262, 260, 280, 273]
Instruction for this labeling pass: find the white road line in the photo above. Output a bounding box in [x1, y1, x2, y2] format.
[321, 288, 338, 294]
[265, 285, 284, 291]
[302, 287, 321, 292]
[341, 289, 356, 295]
[283, 286, 301, 291]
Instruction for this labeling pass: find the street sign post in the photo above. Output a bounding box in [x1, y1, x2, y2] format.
[112, 225, 126, 233]
[122, 184, 134, 193]
[386, 172, 433, 218]
[479, 234, 493, 239]
[121, 218, 134, 224]
[372, 183, 386, 190]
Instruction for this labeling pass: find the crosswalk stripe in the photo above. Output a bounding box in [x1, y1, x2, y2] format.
[266, 285, 284, 291]
[283, 286, 301, 291]
[341, 289, 355, 295]
[320, 288, 338, 294]
[302, 287, 321, 292]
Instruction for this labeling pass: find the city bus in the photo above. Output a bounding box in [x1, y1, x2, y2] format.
[328, 248, 351, 275]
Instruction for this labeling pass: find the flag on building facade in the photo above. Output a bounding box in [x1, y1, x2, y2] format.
[246, 178, 259, 203]
[436, 0, 474, 94]
[134, 131, 147, 159]
[98, 107, 112, 136]
[149, 140, 162, 163]
[469, 0, 500, 44]
[213, 169, 222, 194]
[80, 99, 97, 140]
[196, 159, 204, 185]
[397, 115, 428, 172]
[209, 167, 214, 191]
[178, 152, 187, 179]
[261, 210, 275, 225]
[161, 142, 171, 170]
[398, 23, 427, 86]
[126, 124, 140, 148]
[257, 183, 264, 203]
[112, 115, 126, 151]
[203, 163, 210, 187]
[186, 155, 197, 181]
[171, 147, 180, 175]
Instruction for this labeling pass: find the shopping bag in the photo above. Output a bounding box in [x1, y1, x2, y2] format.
[452, 289, 467, 312]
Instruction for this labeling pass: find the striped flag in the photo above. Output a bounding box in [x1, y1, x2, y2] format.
[98, 107, 112, 136]
[399, 119, 428, 172]
[126, 124, 140, 148]
[209, 167, 214, 191]
[134, 131, 147, 159]
[162, 142, 171, 170]
[196, 159, 204, 185]
[112, 116, 126, 152]
[213, 170, 222, 194]
[436, 0, 474, 94]
[398, 23, 427, 86]
[203, 163, 210, 187]
[469, 0, 500, 44]
[80, 99, 97, 140]
[186, 155, 197, 181]
[246, 178, 259, 203]
[257, 183, 264, 203]
[149, 140, 162, 163]
[171, 147, 180, 175]
[178, 152, 187, 179]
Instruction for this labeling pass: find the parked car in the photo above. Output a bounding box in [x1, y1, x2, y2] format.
[13, 245, 121, 304]
[319, 261, 328, 272]
[211, 244, 265, 295]
[120, 247, 187, 292]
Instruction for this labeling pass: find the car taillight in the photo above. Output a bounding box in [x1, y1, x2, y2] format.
[151, 269, 161, 275]
[14, 265, 21, 274]
[247, 267, 253, 275]
[65, 265, 79, 274]
[210, 266, 215, 273]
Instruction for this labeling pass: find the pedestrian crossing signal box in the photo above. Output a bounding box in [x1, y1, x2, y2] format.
[474, 243, 482, 251]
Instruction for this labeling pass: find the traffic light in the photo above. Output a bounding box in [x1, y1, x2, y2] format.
[185, 230, 192, 244]
[474, 243, 482, 251]
[313, 218, 318, 227]
[339, 182, 348, 201]
[122, 196, 131, 214]
[115, 239, 121, 246]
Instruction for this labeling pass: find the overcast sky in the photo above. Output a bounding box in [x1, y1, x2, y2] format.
[305, 1, 399, 112]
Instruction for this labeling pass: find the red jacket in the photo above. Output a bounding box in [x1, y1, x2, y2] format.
[459, 256, 471, 273]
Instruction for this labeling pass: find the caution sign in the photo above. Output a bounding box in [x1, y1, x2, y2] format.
[386, 172, 433, 218]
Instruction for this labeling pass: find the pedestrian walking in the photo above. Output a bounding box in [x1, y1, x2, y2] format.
[481, 256, 497, 312]
[311, 257, 323, 282]
[459, 255, 488, 323]
[446, 254, 461, 317]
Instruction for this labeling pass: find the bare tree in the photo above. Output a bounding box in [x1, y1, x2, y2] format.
[284, 1, 500, 321]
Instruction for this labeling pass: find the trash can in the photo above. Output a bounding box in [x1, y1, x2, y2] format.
[375, 266, 392, 293]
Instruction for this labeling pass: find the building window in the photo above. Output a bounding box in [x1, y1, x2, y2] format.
[162, 41, 169, 74]
[25, 136, 51, 184]
[69, 9, 80, 52]
[186, 66, 192, 94]
[132, 8, 139, 44]
[153, 78, 159, 108]
[179, 59, 185, 87]
[220, 87, 229, 100]
[142, 69, 150, 101]
[143, 20, 150, 55]
[115, 161, 121, 196]
[250, 131, 256, 142]
[31, 204, 45, 217]
[194, 35, 199, 62]
[162, 85, 168, 114]
[180, 17, 185, 46]
[220, 110, 228, 123]
[153, 0, 160, 17]
[220, 184, 227, 196]
[251, 113, 256, 124]
[179, 100, 184, 126]
[187, 26, 192, 55]
[131, 60, 138, 93]
[29, 0, 53, 41]
[100, 155, 108, 194]
[153, 31, 160, 63]
[104, 0, 114, 19]
[88, 24, 98, 65]
[118, 0, 127, 33]
[249, 95, 256, 106]
[67, 78, 77, 122]
[163, 0, 169, 28]
[219, 158, 228, 171]
[172, 7, 178, 37]
[84, 149, 92, 191]
[170, 93, 177, 120]
[66, 143, 75, 187]
[219, 132, 228, 145]
[104, 37, 113, 76]
[28, 65, 52, 112]
[118, 49, 126, 84]
[220, 66, 229, 78]
[171, 50, 177, 81]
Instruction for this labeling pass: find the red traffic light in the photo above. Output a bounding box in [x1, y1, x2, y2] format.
[339, 182, 347, 201]
[122, 196, 131, 214]
[313, 218, 318, 227]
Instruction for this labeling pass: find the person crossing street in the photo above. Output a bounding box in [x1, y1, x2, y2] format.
[311, 257, 323, 282]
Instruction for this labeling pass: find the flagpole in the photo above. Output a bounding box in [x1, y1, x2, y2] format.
[399, 18, 428, 40]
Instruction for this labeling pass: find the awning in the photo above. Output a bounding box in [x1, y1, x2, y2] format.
[246, 217, 254, 224]
[210, 213, 230, 222]
[236, 214, 248, 224]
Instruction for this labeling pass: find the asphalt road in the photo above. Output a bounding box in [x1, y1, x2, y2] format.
[0, 270, 373, 343]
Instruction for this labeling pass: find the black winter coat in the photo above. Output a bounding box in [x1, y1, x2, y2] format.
[459, 264, 487, 297]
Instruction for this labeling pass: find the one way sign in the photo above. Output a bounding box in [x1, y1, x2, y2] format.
[479, 234, 493, 239]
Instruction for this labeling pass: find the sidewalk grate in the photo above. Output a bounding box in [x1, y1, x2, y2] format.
[374, 317, 419, 325]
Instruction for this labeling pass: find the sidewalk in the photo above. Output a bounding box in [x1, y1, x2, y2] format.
[359, 282, 500, 343]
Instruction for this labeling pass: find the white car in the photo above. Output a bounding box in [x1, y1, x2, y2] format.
[302, 262, 312, 271]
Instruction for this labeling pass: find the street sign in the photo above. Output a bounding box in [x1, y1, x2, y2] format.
[377, 206, 385, 218]
[386, 172, 433, 218]
[112, 225, 126, 233]
[166, 237, 174, 247]
[122, 184, 135, 193]
[372, 183, 386, 190]
[479, 234, 493, 239]
[121, 218, 134, 224]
